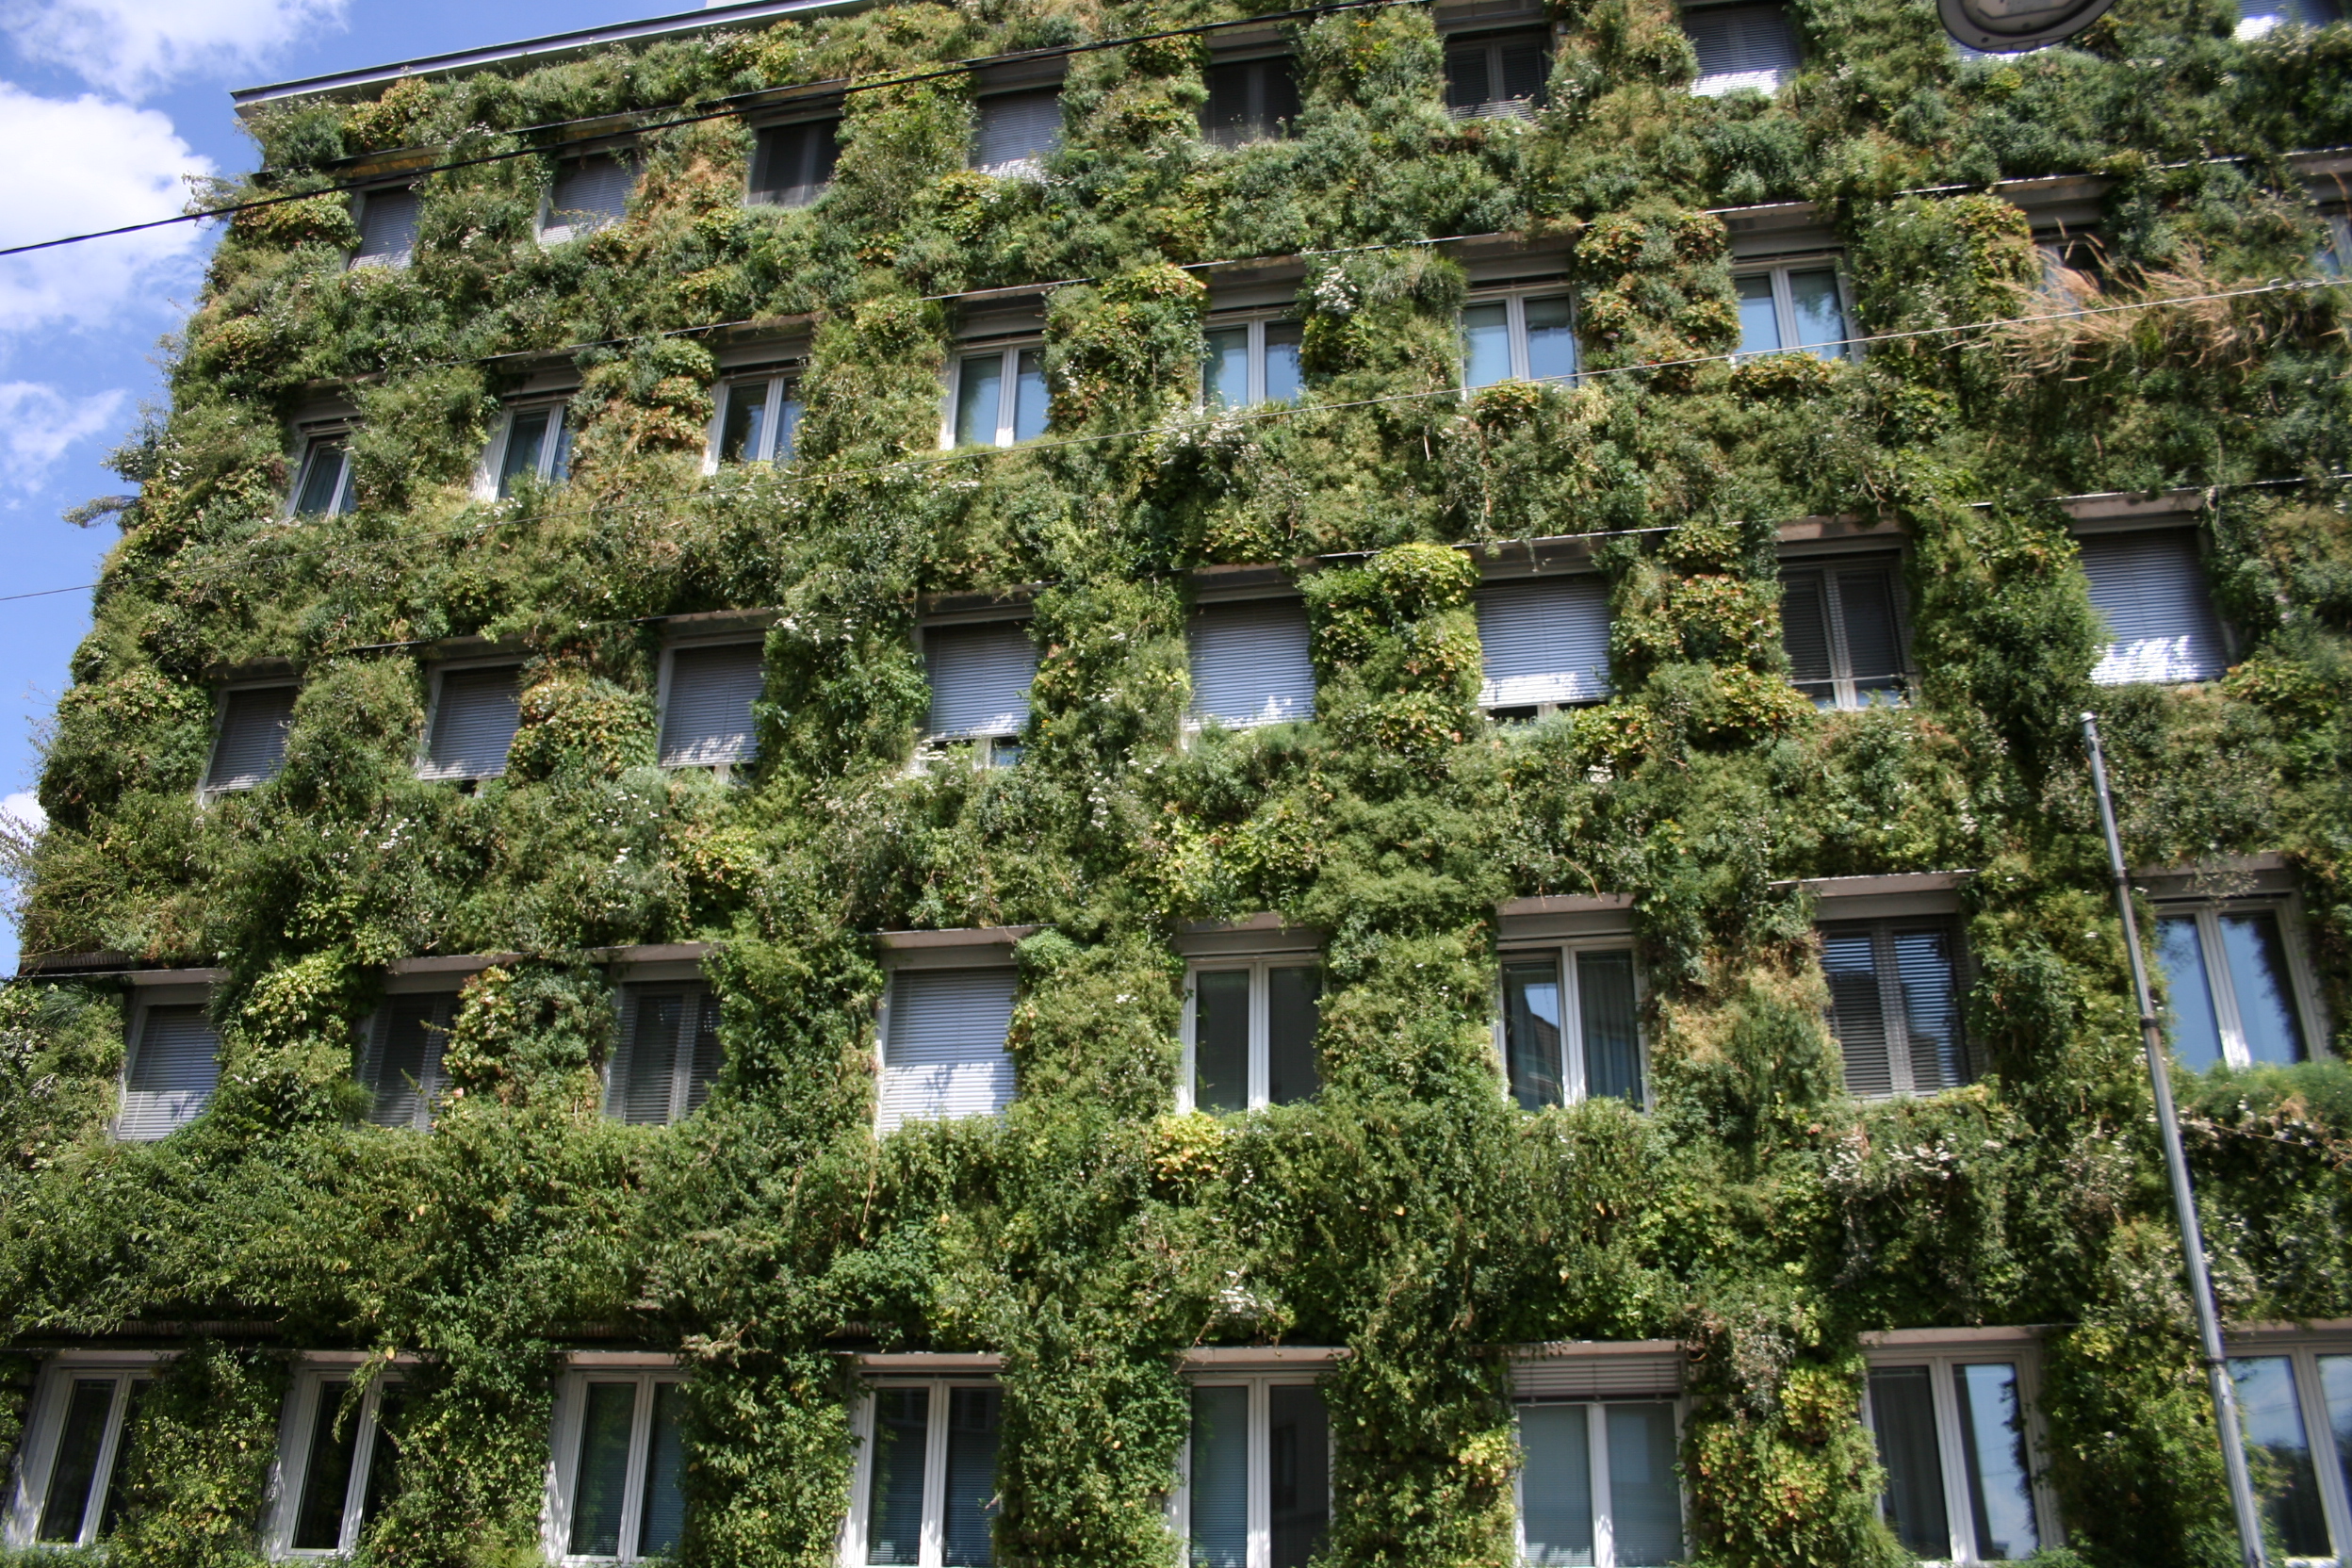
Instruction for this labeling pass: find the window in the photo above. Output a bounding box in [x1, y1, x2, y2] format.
[1203, 57, 1299, 146]
[2316, 213, 2351, 275]
[1188, 600, 1316, 728]
[8, 1363, 155, 1546]
[751, 118, 841, 206]
[117, 1002, 220, 1141]
[878, 967, 1019, 1134]
[350, 187, 419, 269]
[1780, 560, 1906, 710]
[1498, 945, 1644, 1111]
[292, 434, 357, 516]
[542, 155, 635, 244]
[2222, 1336, 2352, 1561]
[420, 665, 524, 782]
[1444, 29, 1550, 119]
[710, 374, 805, 467]
[1733, 265, 1850, 359]
[1182, 1379, 1331, 1568]
[660, 642, 764, 772]
[2155, 898, 2322, 1070]
[944, 346, 1049, 449]
[972, 90, 1061, 177]
[1203, 318, 1304, 409]
[359, 992, 453, 1130]
[273, 1367, 405, 1555]
[1515, 1400, 1684, 1567]
[1821, 919, 1969, 1098]
[1478, 576, 1612, 715]
[1683, 3, 1800, 95]
[483, 404, 574, 499]
[547, 1369, 688, 1564]
[202, 684, 297, 798]
[1462, 293, 1578, 389]
[2078, 531, 2229, 685]
[850, 1380, 1004, 1567]
[2236, 0, 2341, 37]
[1184, 957, 1321, 1112]
[1863, 1352, 2050, 1563]
[923, 621, 1037, 766]
[609, 983, 723, 1125]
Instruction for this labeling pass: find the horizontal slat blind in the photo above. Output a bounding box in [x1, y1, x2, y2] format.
[879, 968, 1018, 1133]
[206, 686, 297, 793]
[1893, 924, 1965, 1093]
[662, 644, 765, 766]
[351, 188, 419, 266]
[421, 667, 523, 779]
[544, 157, 633, 242]
[2080, 531, 2228, 685]
[364, 994, 451, 1130]
[926, 623, 1038, 740]
[1477, 578, 1612, 707]
[1687, 4, 1801, 96]
[1189, 601, 1316, 727]
[1513, 1353, 1683, 1398]
[1821, 924, 1893, 1098]
[119, 1005, 220, 1140]
[611, 988, 689, 1125]
[752, 121, 841, 206]
[974, 90, 1062, 172]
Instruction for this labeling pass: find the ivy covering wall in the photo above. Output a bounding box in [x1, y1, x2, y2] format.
[3, 0, 2352, 1562]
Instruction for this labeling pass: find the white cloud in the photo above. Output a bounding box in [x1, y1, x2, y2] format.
[2, 0, 349, 101]
[0, 792, 41, 835]
[0, 84, 214, 338]
[0, 381, 124, 494]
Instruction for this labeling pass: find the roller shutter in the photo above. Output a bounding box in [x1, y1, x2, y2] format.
[421, 667, 523, 780]
[205, 686, 297, 794]
[1686, 4, 1801, 96]
[543, 156, 633, 242]
[1512, 1350, 1684, 1398]
[351, 188, 418, 267]
[2080, 531, 2228, 685]
[751, 120, 841, 206]
[118, 1005, 220, 1141]
[879, 968, 1018, 1133]
[1477, 578, 1612, 707]
[1189, 601, 1316, 727]
[973, 90, 1062, 173]
[662, 644, 764, 767]
[926, 623, 1038, 740]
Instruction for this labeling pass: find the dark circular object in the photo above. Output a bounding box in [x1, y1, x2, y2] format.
[1939, 0, 2115, 52]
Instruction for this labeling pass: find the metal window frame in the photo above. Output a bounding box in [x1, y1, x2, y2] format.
[287, 431, 358, 518]
[1856, 1335, 2065, 1565]
[1178, 947, 1327, 1113]
[266, 1356, 406, 1558]
[2149, 893, 2332, 1068]
[1182, 584, 1316, 739]
[841, 1374, 1005, 1568]
[544, 1359, 688, 1566]
[1459, 288, 1581, 389]
[416, 656, 528, 783]
[609, 978, 717, 1125]
[1199, 313, 1305, 409]
[1475, 566, 1613, 719]
[115, 983, 216, 1143]
[969, 88, 1064, 178]
[1679, 0, 1804, 96]
[196, 678, 302, 806]
[1730, 255, 1855, 360]
[703, 372, 806, 472]
[939, 340, 1048, 450]
[3, 1352, 169, 1548]
[1490, 937, 1652, 1111]
[2222, 1326, 2352, 1565]
[1507, 1394, 1690, 1568]
[476, 401, 576, 499]
[1776, 551, 1914, 710]
[1170, 1372, 1335, 1568]
[1818, 914, 1975, 1100]
[656, 633, 767, 780]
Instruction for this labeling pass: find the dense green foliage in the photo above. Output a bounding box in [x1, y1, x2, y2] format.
[6, 0, 2352, 1562]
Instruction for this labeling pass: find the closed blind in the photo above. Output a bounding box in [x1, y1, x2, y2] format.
[1687, 4, 1801, 95]
[1188, 1386, 1249, 1568]
[2080, 531, 2228, 685]
[926, 623, 1039, 740]
[608, 986, 724, 1124]
[206, 685, 297, 793]
[1780, 570, 1835, 699]
[662, 644, 765, 766]
[1189, 601, 1316, 727]
[1893, 925, 1965, 1092]
[351, 188, 419, 267]
[974, 90, 1062, 173]
[879, 968, 1018, 1133]
[1515, 1353, 1684, 1398]
[363, 994, 451, 1130]
[119, 1004, 220, 1140]
[1477, 578, 1612, 707]
[1821, 924, 1893, 1097]
[544, 156, 633, 241]
[752, 120, 841, 206]
[421, 667, 523, 779]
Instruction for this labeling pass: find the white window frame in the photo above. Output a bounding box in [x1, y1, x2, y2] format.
[841, 1373, 1004, 1568]
[116, 983, 219, 1142]
[1178, 943, 1324, 1114]
[2150, 893, 2331, 1068]
[1777, 550, 1914, 710]
[267, 1357, 404, 1558]
[1817, 914, 1974, 1099]
[1492, 938, 1651, 1111]
[1858, 1333, 2063, 1566]
[416, 657, 526, 783]
[1732, 258, 1855, 360]
[1171, 1374, 1334, 1568]
[543, 1357, 688, 1566]
[657, 634, 766, 780]
[3, 1352, 167, 1548]
[1509, 1396, 1688, 1568]
[2224, 1325, 2352, 1566]
[1200, 315, 1305, 409]
[287, 429, 357, 517]
[197, 678, 302, 805]
[703, 371, 805, 472]
[939, 340, 1047, 450]
[1460, 288, 1580, 388]
[476, 401, 575, 499]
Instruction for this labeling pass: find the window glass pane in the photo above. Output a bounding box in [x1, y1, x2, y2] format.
[2228, 1356, 2331, 1558]
[292, 1380, 364, 1550]
[1868, 1366, 1950, 1557]
[720, 383, 768, 464]
[2317, 1355, 2352, 1511]
[620, 992, 685, 1126]
[776, 391, 806, 463]
[40, 1380, 117, 1543]
[1189, 1385, 1249, 1568]
[867, 1388, 930, 1565]
[1835, 567, 1904, 703]
[1194, 971, 1250, 1114]
[1892, 926, 1966, 1093]
[1444, 45, 1494, 110]
[1779, 569, 1836, 706]
[1503, 958, 1565, 1111]
[549, 416, 574, 483]
[943, 1387, 1002, 1566]
[296, 441, 351, 515]
[362, 1385, 407, 1528]
[498, 410, 551, 498]
[1788, 270, 1848, 357]
[1523, 297, 1577, 383]
[1266, 1384, 1329, 1568]
[1517, 1404, 1593, 1565]
[1204, 328, 1250, 410]
[1952, 1363, 2040, 1561]
[1462, 302, 1511, 388]
[95, 1378, 151, 1540]
[568, 1382, 637, 1557]
[1606, 1403, 1682, 1567]
[955, 355, 1004, 448]
[1012, 350, 1050, 443]
[2157, 916, 2225, 1071]
[1264, 323, 1303, 403]
[1735, 274, 1782, 355]
[685, 993, 725, 1118]
[1822, 927, 1893, 1098]
[2219, 911, 2308, 1065]
[1266, 966, 1321, 1106]
[637, 1382, 687, 1558]
[1576, 951, 1642, 1106]
[368, 995, 447, 1130]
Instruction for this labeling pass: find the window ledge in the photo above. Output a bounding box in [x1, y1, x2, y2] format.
[1180, 1345, 1344, 1371]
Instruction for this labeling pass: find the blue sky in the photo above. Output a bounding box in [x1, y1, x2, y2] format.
[0, 0, 715, 967]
